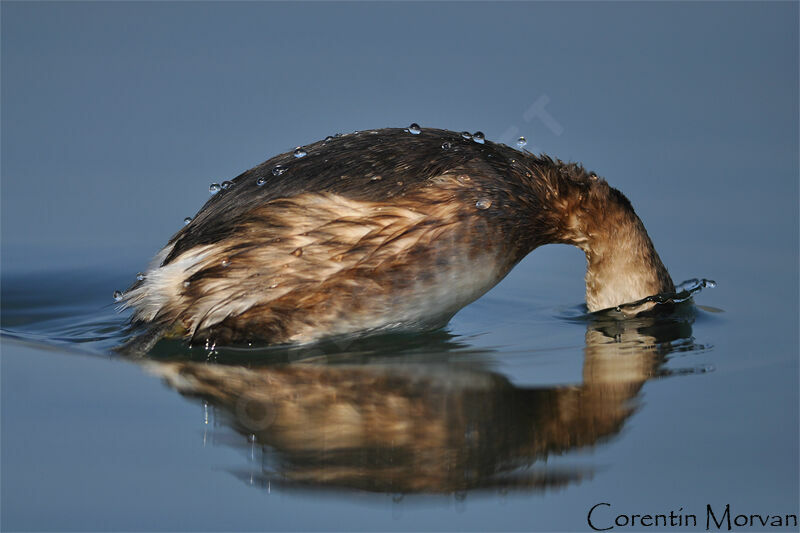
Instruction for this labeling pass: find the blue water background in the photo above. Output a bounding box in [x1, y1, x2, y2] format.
[2, 2, 798, 531]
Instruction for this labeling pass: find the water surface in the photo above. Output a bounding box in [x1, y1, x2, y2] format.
[2, 245, 797, 531]
[2, 2, 797, 530]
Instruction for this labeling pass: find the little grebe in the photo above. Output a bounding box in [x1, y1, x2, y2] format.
[120, 127, 674, 347]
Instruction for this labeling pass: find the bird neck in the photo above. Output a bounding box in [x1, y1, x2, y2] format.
[556, 180, 674, 312]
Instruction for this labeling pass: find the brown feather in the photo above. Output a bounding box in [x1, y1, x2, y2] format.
[120, 127, 674, 347]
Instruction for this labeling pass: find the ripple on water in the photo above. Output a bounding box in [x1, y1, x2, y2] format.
[0, 266, 718, 371]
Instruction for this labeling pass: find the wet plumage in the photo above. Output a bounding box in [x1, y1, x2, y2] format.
[121, 127, 673, 348]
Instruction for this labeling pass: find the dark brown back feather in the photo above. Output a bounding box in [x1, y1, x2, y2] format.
[163, 128, 595, 266]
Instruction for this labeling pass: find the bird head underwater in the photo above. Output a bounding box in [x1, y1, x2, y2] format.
[117, 126, 687, 352]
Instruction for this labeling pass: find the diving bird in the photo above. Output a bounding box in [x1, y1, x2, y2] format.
[119, 127, 673, 348]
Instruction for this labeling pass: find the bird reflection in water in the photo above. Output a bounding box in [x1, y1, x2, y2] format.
[140, 304, 709, 497]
